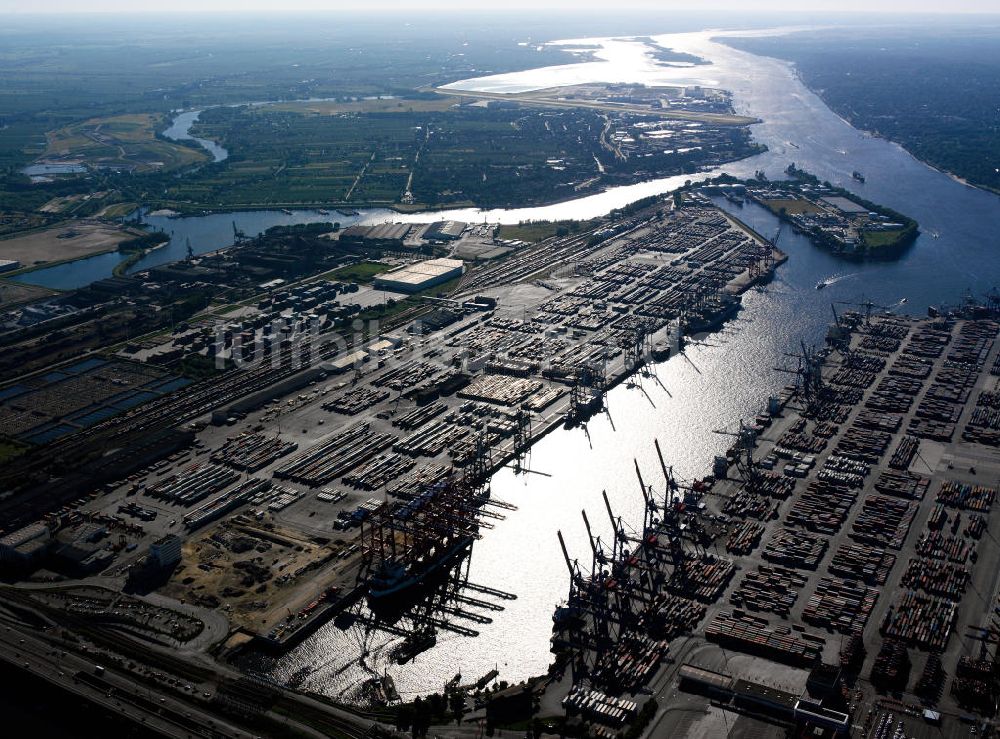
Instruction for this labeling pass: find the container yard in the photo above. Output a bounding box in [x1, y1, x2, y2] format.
[1, 180, 996, 736]
[549, 307, 1000, 738]
[0, 198, 791, 684]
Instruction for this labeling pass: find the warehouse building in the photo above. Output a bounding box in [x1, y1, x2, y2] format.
[0, 259, 21, 274]
[423, 220, 467, 241]
[339, 223, 411, 248]
[0, 522, 51, 566]
[374, 258, 464, 294]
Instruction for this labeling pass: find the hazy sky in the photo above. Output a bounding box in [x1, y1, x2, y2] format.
[3, 0, 999, 13]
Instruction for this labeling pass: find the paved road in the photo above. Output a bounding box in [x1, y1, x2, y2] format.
[0, 614, 246, 738]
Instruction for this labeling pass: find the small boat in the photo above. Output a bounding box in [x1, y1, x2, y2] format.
[395, 628, 437, 664]
[852, 171, 866, 183]
[382, 673, 399, 703]
[901, 298, 908, 304]
[317, 209, 330, 215]
[281, 208, 294, 215]
[816, 281, 827, 290]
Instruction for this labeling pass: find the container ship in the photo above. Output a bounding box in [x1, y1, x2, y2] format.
[360, 478, 483, 611]
[368, 533, 474, 605]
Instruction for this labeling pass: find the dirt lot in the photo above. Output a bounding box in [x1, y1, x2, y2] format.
[162, 515, 351, 632]
[760, 198, 824, 216]
[0, 220, 143, 267]
[0, 280, 55, 309]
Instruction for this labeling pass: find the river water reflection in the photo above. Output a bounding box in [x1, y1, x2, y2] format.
[240, 31, 1000, 700]
[13, 28, 1000, 699]
[161, 110, 230, 163]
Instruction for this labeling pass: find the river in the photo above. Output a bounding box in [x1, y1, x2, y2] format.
[228, 30, 1000, 702]
[12, 27, 1000, 699]
[161, 110, 230, 163]
[16, 32, 999, 296]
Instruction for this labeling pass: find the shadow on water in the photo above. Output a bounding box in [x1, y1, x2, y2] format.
[260, 32, 1000, 700]
[18, 28, 1000, 698]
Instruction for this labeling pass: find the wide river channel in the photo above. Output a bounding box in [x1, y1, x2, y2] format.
[233, 30, 1000, 702]
[25, 29, 1000, 701]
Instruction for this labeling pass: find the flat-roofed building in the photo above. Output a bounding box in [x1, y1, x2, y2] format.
[340, 223, 411, 247]
[424, 220, 466, 241]
[794, 698, 850, 733]
[678, 663, 734, 697]
[0, 522, 51, 564]
[821, 196, 868, 215]
[323, 349, 369, 374]
[374, 258, 464, 294]
[149, 534, 183, 568]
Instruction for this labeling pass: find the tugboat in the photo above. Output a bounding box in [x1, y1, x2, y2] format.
[852, 171, 866, 183]
[395, 627, 437, 664]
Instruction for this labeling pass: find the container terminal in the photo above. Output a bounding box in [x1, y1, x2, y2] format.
[0, 195, 788, 710]
[547, 304, 1000, 738]
[8, 197, 996, 737]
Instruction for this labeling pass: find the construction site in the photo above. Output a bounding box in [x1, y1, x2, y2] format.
[549, 300, 1000, 738]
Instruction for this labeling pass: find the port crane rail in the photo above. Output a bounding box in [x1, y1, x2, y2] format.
[554, 440, 723, 690]
[774, 341, 829, 413]
[358, 476, 485, 575]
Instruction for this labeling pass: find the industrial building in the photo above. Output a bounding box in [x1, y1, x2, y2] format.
[149, 534, 182, 568]
[373, 257, 464, 293]
[0, 522, 51, 565]
[678, 663, 848, 733]
[423, 220, 467, 241]
[0, 259, 21, 273]
[339, 223, 411, 247]
[51, 523, 114, 575]
[323, 349, 369, 374]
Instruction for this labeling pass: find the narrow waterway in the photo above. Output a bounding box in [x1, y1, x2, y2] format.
[161, 110, 229, 163]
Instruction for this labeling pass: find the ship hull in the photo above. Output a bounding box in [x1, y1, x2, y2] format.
[367, 536, 473, 608]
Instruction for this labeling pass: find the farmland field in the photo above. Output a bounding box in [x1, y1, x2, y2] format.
[149, 101, 761, 211]
[43, 113, 208, 172]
